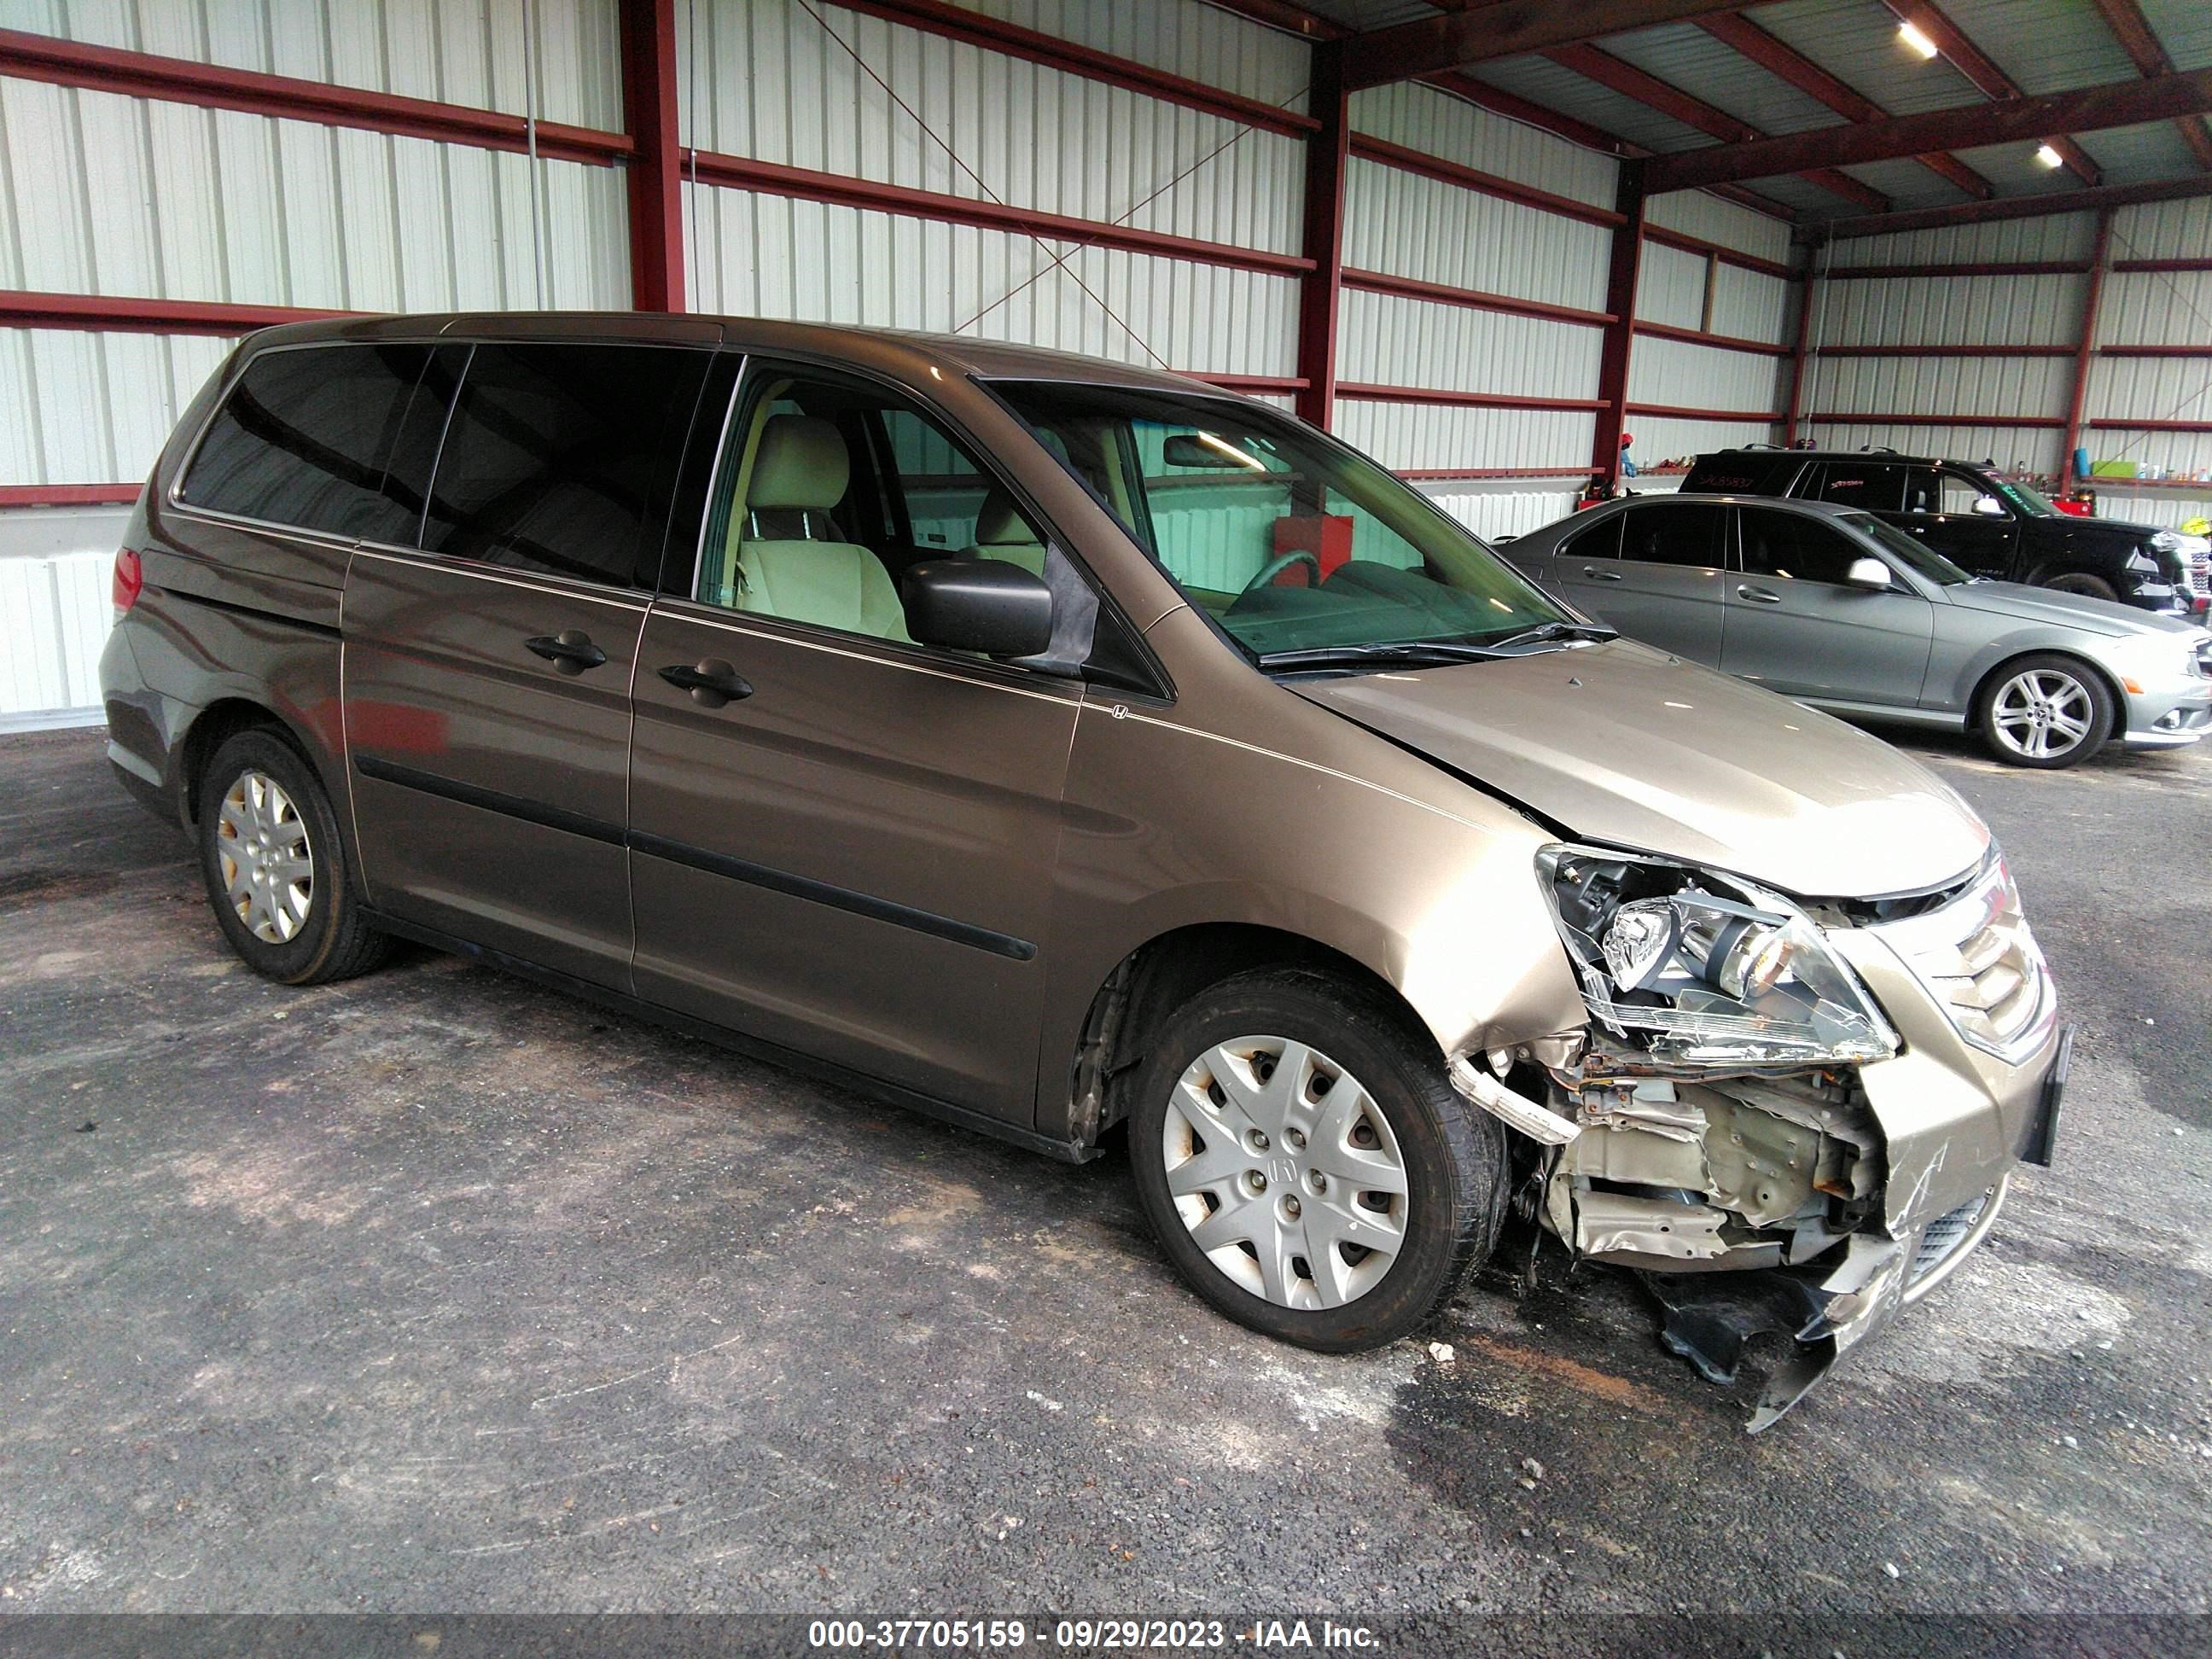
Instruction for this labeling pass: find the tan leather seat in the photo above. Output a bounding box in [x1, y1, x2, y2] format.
[961, 489, 1048, 579]
[736, 415, 911, 642]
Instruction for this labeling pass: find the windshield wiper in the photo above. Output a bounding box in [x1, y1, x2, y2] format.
[1257, 640, 1505, 672]
[1481, 620, 1618, 651]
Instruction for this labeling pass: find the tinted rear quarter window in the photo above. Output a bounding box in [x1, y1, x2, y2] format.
[1564, 512, 1624, 560]
[179, 344, 435, 540]
[422, 343, 710, 588]
[1812, 463, 1907, 512]
[1620, 504, 1724, 568]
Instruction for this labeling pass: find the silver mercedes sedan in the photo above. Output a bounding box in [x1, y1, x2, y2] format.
[1501, 492, 2212, 767]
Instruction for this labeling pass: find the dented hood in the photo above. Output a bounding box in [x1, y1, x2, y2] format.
[1291, 639, 1989, 899]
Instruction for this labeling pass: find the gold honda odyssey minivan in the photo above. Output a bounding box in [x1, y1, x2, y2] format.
[101, 314, 2067, 1428]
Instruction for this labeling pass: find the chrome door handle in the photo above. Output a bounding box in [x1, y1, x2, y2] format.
[659, 659, 754, 709]
[1580, 567, 1624, 582]
[525, 630, 608, 672]
[1736, 585, 1784, 604]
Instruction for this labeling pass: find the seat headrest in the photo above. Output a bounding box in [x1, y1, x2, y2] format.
[972, 488, 1039, 548]
[748, 415, 849, 513]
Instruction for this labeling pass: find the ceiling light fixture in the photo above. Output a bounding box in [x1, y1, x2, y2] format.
[2034, 143, 2064, 168]
[1897, 21, 1939, 59]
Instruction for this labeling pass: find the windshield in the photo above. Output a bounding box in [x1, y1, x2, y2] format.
[1990, 476, 2056, 517]
[987, 381, 1575, 665]
[1839, 512, 1975, 586]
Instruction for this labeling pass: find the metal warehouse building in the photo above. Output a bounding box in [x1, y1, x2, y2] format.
[3, 0, 2210, 725]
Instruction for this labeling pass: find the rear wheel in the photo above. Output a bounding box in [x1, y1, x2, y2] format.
[1975, 655, 2114, 769]
[2043, 572, 2120, 604]
[1126, 967, 1507, 1353]
[196, 729, 390, 983]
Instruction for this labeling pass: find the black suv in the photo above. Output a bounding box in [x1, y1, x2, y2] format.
[1681, 447, 2208, 620]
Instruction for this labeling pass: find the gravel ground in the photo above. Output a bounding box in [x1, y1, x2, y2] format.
[1, 723, 2207, 1621]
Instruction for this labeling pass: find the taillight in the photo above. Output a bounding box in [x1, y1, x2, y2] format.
[113, 547, 143, 618]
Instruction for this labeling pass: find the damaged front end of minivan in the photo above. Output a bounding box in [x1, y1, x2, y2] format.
[1451, 843, 2067, 1430]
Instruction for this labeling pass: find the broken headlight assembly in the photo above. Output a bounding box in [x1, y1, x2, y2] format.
[1536, 844, 1898, 1066]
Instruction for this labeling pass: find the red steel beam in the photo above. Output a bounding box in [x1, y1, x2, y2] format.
[1650, 71, 2212, 194]
[1694, 12, 1992, 200]
[1592, 162, 1647, 486]
[1190, 0, 1347, 41]
[841, 0, 1318, 137]
[1342, 268, 1611, 329]
[2087, 418, 2212, 433]
[1187, 373, 1311, 393]
[1883, 3, 2100, 185]
[1808, 411, 2067, 428]
[0, 484, 144, 508]
[1812, 343, 2076, 358]
[687, 150, 1313, 276]
[1347, 134, 1625, 228]
[1784, 269, 1814, 445]
[1397, 467, 1594, 480]
[1625, 402, 1786, 422]
[1336, 383, 1608, 413]
[2060, 212, 2115, 492]
[1643, 225, 1796, 281]
[618, 0, 684, 313]
[1824, 260, 2093, 278]
[1633, 321, 1794, 357]
[1295, 41, 1350, 429]
[1545, 40, 1887, 213]
[1342, 0, 1753, 91]
[2098, 344, 2212, 358]
[2115, 257, 2212, 272]
[0, 290, 350, 335]
[1825, 172, 2212, 236]
[2087, 0, 2212, 171]
[0, 26, 630, 166]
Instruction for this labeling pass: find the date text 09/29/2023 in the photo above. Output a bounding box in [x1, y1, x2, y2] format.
[806, 1618, 1381, 1650]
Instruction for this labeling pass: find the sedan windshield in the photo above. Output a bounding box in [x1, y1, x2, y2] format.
[987, 381, 1577, 666]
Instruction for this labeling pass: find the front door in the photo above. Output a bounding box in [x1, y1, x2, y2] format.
[344, 340, 712, 987]
[1721, 505, 1935, 707]
[1897, 466, 2022, 579]
[627, 363, 1082, 1121]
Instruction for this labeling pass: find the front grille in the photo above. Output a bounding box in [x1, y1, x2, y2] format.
[1872, 855, 2053, 1062]
[1911, 1192, 1989, 1283]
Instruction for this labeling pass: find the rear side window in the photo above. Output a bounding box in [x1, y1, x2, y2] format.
[1564, 513, 1624, 560]
[1810, 463, 1907, 512]
[1738, 507, 1866, 585]
[1620, 504, 1724, 568]
[422, 343, 710, 589]
[178, 344, 435, 540]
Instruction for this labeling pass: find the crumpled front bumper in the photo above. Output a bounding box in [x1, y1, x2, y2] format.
[1644, 1016, 2069, 1431]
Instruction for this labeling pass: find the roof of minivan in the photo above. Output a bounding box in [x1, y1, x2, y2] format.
[233, 311, 1227, 398]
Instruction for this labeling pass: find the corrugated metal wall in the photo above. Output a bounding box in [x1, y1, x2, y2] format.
[1802, 196, 2212, 506]
[677, 0, 1301, 379]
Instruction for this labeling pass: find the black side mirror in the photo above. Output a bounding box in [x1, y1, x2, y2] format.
[901, 559, 1054, 658]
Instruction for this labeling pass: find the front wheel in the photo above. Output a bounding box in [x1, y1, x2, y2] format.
[1975, 655, 2114, 769]
[2041, 572, 2120, 604]
[1126, 967, 1508, 1353]
[196, 728, 391, 983]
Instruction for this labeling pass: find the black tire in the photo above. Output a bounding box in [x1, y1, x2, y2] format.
[1972, 653, 2116, 769]
[1126, 966, 1509, 1353]
[195, 728, 390, 984]
[2042, 572, 2120, 604]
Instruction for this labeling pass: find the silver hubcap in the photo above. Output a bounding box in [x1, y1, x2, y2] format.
[216, 769, 314, 944]
[1991, 669, 2093, 760]
[1163, 1036, 1410, 1311]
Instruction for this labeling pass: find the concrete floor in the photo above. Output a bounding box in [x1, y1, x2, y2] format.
[2, 722, 2208, 1616]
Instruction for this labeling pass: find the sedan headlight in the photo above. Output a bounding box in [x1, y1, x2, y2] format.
[1538, 844, 1898, 1066]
